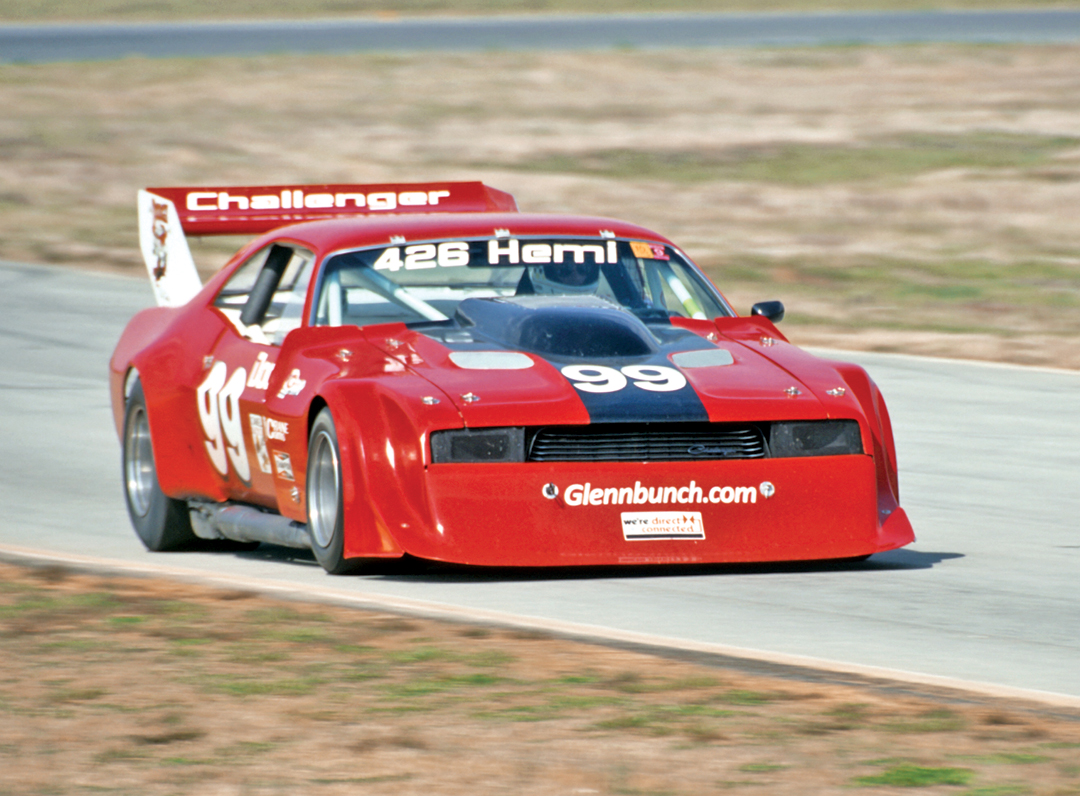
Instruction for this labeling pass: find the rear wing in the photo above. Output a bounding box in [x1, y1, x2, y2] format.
[137, 181, 518, 307]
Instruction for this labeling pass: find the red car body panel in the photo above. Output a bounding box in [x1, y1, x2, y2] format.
[112, 184, 914, 568]
[422, 458, 884, 566]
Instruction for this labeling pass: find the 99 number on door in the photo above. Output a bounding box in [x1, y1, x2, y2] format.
[196, 361, 251, 482]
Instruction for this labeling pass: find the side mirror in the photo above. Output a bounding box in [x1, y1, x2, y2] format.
[750, 300, 785, 323]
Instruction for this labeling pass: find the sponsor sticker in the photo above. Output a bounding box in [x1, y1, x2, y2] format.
[265, 417, 288, 442]
[248, 414, 273, 474]
[629, 240, 670, 260]
[150, 199, 170, 280]
[276, 369, 307, 399]
[272, 451, 294, 481]
[621, 511, 705, 541]
[246, 351, 275, 390]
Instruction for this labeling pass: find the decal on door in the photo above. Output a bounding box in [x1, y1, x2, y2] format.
[249, 413, 289, 476]
[196, 361, 252, 482]
[277, 369, 307, 399]
[247, 352, 275, 390]
[248, 413, 273, 474]
[265, 417, 288, 441]
[272, 451, 294, 481]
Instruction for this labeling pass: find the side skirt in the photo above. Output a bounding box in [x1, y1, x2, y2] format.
[189, 500, 310, 550]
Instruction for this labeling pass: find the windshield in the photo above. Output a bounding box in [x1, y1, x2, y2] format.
[313, 237, 732, 328]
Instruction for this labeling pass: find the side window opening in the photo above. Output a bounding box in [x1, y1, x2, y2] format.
[215, 247, 270, 309]
[214, 244, 314, 345]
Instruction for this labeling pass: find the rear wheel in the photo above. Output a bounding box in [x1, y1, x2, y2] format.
[123, 380, 197, 550]
[306, 408, 360, 574]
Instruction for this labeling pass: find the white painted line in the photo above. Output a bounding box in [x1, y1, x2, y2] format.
[3, 543, 1078, 710]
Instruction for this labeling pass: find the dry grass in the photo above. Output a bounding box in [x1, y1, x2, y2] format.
[2, 559, 1079, 795]
[1, 45, 1079, 366]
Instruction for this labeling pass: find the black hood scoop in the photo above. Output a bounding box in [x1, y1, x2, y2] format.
[453, 296, 659, 360]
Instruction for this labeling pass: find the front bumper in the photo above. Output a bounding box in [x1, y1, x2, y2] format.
[391, 455, 913, 567]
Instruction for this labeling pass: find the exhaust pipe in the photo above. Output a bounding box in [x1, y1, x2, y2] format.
[189, 500, 310, 550]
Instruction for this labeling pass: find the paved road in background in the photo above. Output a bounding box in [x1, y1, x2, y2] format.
[1, 260, 1077, 699]
[2, 10, 1080, 63]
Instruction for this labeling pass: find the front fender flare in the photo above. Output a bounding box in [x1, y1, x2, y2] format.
[316, 376, 461, 560]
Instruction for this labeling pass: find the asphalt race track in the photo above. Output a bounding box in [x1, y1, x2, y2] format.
[3, 9, 1080, 63]
[2, 260, 1078, 701]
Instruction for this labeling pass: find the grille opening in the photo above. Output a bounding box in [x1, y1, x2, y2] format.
[430, 420, 863, 464]
[526, 423, 767, 463]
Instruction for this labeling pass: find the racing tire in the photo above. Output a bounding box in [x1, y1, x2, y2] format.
[122, 381, 198, 551]
[306, 408, 361, 575]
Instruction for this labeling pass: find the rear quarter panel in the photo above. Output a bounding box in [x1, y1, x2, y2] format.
[109, 306, 178, 436]
[127, 305, 231, 501]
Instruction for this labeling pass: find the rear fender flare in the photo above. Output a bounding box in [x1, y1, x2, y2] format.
[124, 307, 231, 502]
[109, 307, 177, 437]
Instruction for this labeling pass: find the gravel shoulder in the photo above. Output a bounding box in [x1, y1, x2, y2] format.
[3, 559, 1079, 795]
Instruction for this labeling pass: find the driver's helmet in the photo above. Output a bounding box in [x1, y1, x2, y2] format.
[529, 261, 601, 295]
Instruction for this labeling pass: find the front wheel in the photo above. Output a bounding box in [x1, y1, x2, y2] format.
[306, 408, 360, 574]
[122, 380, 197, 550]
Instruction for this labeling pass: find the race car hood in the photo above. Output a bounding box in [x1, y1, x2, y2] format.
[364, 297, 854, 428]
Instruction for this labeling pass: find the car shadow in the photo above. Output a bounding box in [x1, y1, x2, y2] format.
[368, 548, 963, 583]
[212, 544, 961, 581]
[229, 544, 321, 568]
[859, 548, 963, 570]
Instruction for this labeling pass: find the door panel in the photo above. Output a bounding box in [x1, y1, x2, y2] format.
[201, 331, 281, 508]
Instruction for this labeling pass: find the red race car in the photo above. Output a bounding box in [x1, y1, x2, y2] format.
[110, 181, 914, 574]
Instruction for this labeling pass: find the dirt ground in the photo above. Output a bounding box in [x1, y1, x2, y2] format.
[1, 559, 1078, 795]
[1, 44, 1079, 368]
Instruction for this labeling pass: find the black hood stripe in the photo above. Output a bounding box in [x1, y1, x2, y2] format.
[545, 352, 709, 424]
